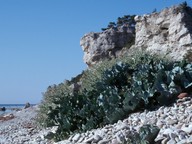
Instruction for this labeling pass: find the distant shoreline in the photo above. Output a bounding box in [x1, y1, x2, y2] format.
[0, 104, 37, 105]
[0, 104, 37, 116]
[0, 104, 37, 108]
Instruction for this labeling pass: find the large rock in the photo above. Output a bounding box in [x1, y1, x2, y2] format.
[80, 25, 135, 67]
[24, 102, 30, 109]
[134, 4, 192, 61]
[0, 107, 6, 111]
[80, 4, 192, 67]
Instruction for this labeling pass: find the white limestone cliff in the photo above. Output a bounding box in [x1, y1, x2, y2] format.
[81, 3, 192, 67]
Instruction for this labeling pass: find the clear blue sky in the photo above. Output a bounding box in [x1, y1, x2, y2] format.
[0, 0, 191, 104]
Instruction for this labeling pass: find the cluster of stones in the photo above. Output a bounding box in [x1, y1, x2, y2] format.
[1, 92, 192, 144]
[57, 97, 192, 144]
[0, 106, 52, 144]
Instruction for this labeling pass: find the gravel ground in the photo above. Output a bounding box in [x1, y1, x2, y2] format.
[0, 105, 53, 144]
[1, 97, 192, 144]
[56, 97, 192, 144]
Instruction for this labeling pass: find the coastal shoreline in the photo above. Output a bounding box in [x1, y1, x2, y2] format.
[0, 105, 53, 144]
[0, 97, 192, 144]
[0, 103, 36, 116]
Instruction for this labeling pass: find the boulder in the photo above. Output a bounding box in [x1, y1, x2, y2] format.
[24, 102, 30, 109]
[0, 107, 6, 111]
[80, 25, 135, 67]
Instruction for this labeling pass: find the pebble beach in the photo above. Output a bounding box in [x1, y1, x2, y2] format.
[57, 97, 192, 144]
[0, 97, 192, 144]
[0, 105, 53, 144]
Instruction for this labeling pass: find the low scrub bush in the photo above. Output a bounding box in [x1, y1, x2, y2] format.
[37, 51, 192, 141]
[101, 15, 136, 31]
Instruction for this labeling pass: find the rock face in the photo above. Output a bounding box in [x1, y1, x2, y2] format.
[135, 5, 192, 61]
[80, 26, 135, 67]
[80, 4, 192, 66]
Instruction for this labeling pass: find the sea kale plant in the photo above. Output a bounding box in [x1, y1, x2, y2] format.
[37, 51, 192, 141]
[126, 124, 160, 144]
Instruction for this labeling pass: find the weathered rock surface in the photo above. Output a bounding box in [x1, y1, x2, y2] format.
[80, 26, 135, 67]
[135, 4, 192, 61]
[81, 4, 192, 67]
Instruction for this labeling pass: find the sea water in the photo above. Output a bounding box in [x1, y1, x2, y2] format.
[0, 104, 29, 116]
